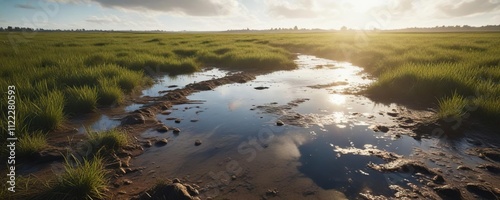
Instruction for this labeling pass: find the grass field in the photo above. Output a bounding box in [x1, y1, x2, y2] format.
[0, 31, 499, 153]
[1, 31, 499, 200]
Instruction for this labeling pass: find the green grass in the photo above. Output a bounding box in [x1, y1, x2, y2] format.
[46, 156, 108, 200]
[18, 131, 48, 156]
[64, 86, 98, 114]
[437, 92, 469, 120]
[86, 129, 128, 154]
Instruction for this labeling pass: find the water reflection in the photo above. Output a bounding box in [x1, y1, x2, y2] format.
[329, 94, 346, 105]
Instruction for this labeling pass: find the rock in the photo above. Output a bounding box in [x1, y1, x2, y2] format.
[472, 148, 500, 162]
[168, 85, 178, 88]
[482, 164, 500, 174]
[276, 120, 284, 126]
[157, 126, 169, 133]
[194, 140, 202, 146]
[377, 125, 389, 132]
[123, 179, 133, 185]
[173, 178, 181, 183]
[121, 113, 145, 125]
[139, 182, 200, 200]
[161, 110, 172, 115]
[254, 86, 269, 90]
[370, 125, 389, 132]
[173, 128, 181, 134]
[175, 118, 181, 123]
[434, 185, 462, 200]
[231, 175, 237, 180]
[456, 165, 472, 171]
[432, 174, 445, 184]
[266, 188, 279, 197]
[118, 190, 127, 195]
[166, 117, 177, 120]
[144, 140, 153, 148]
[466, 183, 497, 199]
[190, 119, 198, 122]
[387, 112, 399, 117]
[156, 138, 168, 146]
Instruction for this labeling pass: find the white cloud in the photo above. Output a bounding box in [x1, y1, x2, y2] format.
[437, 0, 500, 17]
[85, 14, 121, 24]
[52, 0, 241, 16]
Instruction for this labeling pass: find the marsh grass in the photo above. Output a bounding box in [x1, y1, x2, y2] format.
[24, 91, 65, 131]
[437, 92, 468, 120]
[86, 129, 128, 155]
[45, 155, 108, 200]
[64, 86, 98, 114]
[18, 131, 47, 157]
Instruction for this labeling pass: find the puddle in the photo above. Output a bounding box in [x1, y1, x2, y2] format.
[115, 55, 498, 198]
[141, 68, 228, 97]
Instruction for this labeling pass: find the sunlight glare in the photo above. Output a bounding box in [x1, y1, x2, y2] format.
[329, 94, 346, 105]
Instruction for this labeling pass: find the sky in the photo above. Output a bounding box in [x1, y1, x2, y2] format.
[0, 0, 499, 31]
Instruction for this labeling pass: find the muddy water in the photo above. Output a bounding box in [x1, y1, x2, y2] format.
[120, 55, 497, 199]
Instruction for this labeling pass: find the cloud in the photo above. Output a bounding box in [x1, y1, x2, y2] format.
[85, 15, 121, 24]
[52, 0, 240, 16]
[15, 3, 37, 10]
[267, 0, 321, 18]
[438, 0, 500, 17]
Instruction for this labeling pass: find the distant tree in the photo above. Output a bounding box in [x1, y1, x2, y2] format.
[0, 27, 3, 31]
[340, 26, 347, 31]
[293, 26, 298, 30]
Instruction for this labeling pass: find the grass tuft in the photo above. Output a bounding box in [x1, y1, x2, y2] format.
[64, 86, 98, 114]
[47, 155, 107, 200]
[86, 129, 128, 153]
[18, 131, 48, 156]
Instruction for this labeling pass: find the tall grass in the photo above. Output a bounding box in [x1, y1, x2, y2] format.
[18, 131, 48, 157]
[46, 156, 107, 200]
[64, 86, 98, 114]
[86, 129, 128, 154]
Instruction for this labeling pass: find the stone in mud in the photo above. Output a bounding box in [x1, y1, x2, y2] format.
[456, 165, 473, 171]
[387, 112, 399, 117]
[168, 85, 178, 88]
[139, 182, 200, 200]
[161, 110, 172, 115]
[432, 174, 445, 184]
[166, 117, 176, 120]
[194, 140, 202, 146]
[157, 126, 169, 133]
[121, 113, 146, 125]
[124, 179, 133, 185]
[190, 119, 198, 122]
[466, 183, 498, 199]
[472, 148, 500, 162]
[144, 140, 153, 148]
[156, 138, 168, 146]
[276, 120, 285, 126]
[254, 86, 269, 90]
[175, 118, 181, 123]
[133, 108, 156, 117]
[173, 178, 181, 183]
[434, 185, 462, 200]
[477, 163, 500, 174]
[173, 128, 181, 134]
[371, 125, 389, 133]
